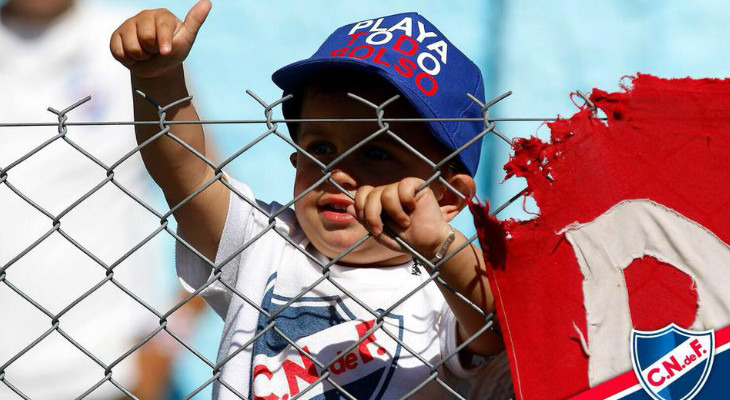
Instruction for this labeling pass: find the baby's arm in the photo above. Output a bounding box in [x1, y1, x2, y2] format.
[110, 1, 227, 262]
[351, 178, 503, 357]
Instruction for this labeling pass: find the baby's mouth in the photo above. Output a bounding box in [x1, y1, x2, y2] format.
[321, 203, 349, 212]
[317, 198, 356, 224]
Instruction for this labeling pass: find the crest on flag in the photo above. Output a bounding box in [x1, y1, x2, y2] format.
[631, 324, 714, 400]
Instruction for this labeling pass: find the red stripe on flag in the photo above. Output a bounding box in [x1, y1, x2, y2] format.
[717, 324, 730, 347]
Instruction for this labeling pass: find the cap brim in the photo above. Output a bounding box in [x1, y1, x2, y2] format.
[273, 57, 386, 93]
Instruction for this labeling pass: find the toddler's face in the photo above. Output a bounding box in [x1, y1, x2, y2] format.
[291, 84, 452, 266]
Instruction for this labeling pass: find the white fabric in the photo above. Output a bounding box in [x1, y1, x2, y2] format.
[0, 2, 163, 399]
[176, 177, 500, 400]
[561, 199, 730, 387]
[439, 305, 514, 400]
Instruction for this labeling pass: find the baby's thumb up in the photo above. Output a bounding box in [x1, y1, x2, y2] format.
[175, 0, 212, 47]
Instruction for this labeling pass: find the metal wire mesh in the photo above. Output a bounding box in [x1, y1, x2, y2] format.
[0, 87, 543, 400]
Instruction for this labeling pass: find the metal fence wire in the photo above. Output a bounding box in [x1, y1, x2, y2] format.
[0, 88, 587, 400]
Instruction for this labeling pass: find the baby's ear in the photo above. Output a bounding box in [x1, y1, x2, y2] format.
[438, 174, 476, 222]
[289, 152, 297, 168]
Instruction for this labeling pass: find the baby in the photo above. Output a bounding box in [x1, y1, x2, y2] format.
[111, 1, 510, 399]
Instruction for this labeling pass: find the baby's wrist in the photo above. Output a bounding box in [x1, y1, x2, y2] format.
[131, 66, 188, 98]
[430, 225, 457, 265]
[416, 224, 456, 262]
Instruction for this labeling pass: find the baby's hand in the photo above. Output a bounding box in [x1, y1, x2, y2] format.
[349, 178, 453, 259]
[110, 0, 211, 78]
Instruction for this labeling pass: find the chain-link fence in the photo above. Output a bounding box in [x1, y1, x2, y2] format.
[0, 87, 583, 400]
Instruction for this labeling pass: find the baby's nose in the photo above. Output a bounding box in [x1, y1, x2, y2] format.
[328, 168, 357, 192]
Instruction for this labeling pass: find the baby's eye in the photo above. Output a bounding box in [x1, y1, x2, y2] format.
[363, 146, 392, 161]
[306, 141, 336, 156]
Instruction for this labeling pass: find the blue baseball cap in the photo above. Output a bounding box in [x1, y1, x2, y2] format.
[272, 12, 486, 176]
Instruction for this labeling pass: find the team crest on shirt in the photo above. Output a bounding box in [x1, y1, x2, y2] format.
[251, 274, 405, 400]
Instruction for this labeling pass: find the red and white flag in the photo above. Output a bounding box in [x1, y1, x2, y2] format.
[470, 74, 730, 400]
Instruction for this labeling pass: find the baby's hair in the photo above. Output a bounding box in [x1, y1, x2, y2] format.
[281, 68, 469, 177]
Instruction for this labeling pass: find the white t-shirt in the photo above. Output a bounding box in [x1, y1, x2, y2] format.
[176, 178, 491, 400]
